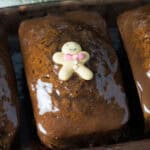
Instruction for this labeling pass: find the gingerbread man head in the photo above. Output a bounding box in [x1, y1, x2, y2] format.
[61, 41, 82, 54]
[52, 41, 93, 81]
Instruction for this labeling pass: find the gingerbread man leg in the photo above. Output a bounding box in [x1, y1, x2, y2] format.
[59, 66, 74, 81]
[75, 64, 93, 80]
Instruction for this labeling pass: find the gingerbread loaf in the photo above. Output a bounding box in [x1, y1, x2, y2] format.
[19, 11, 129, 149]
[118, 5, 150, 131]
[0, 30, 19, 149]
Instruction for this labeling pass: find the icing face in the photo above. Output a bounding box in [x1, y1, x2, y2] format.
[61, 41, 82, 54]
[52, 41, 93, 81]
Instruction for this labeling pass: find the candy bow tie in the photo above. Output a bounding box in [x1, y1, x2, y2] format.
[64, 53, 86, 61]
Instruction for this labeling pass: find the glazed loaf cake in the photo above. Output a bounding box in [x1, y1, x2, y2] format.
[19, 11, 129, 149]
[118, 5, 150, 131]
[0, 30, 19, 149]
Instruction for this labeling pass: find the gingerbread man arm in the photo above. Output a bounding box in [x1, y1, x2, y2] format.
[52, 52, 64, 65]
[80, 51, 90, 63]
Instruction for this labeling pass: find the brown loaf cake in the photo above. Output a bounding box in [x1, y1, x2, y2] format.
[118, 5, 150, 131]
[19, 11, 129, 149]
[0, 30, 19, 149]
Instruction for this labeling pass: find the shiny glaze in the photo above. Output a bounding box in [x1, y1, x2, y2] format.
[0, 38, 18, 148]
[19, 11, 129, 149]
[118, 5, 150, 130]
[95, 46, 128, 124]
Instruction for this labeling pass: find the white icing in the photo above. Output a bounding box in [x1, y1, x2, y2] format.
[143, 104, 150, 114]
[36, 79, 59, 115]
[56, 89, 60, 96]
[38, 123, 47, 135]
[136, 81, 143, 92]
[73, 64, 79, 70]
[3, 101, 18, 127]
[31, 84, 35, 91]
[73, 60, 78, 65]
[146, 70, 150, 78]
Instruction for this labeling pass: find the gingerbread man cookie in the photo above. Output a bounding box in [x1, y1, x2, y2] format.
[52, 41, 93, 81]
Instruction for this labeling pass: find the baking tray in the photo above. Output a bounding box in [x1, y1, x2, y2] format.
[0, 0, 150, 149]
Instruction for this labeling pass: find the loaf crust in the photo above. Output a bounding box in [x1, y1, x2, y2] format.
[19, 11, 129, 149]
[118, 5, 150, 131]
[0, 30, 19, 149]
